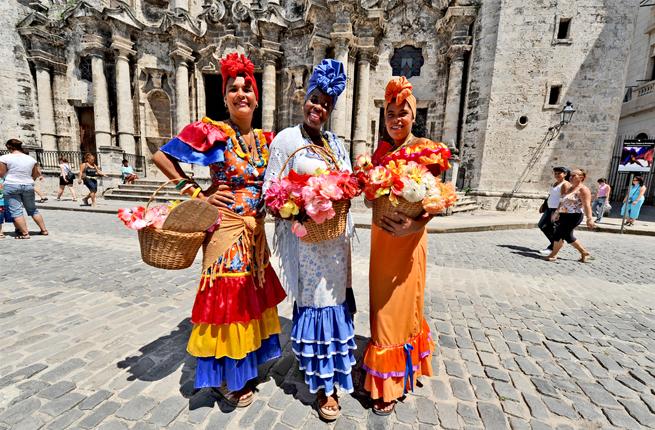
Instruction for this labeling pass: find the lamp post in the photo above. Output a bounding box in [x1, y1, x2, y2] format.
[559, 101, 575, 126]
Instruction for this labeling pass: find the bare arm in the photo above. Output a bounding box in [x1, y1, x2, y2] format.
[0, 162, 6, 178]
[637, 185, 646, 201]
[581, 187, 595, 228]
[31, 163, 41, 180]
[79, 162, 86, 182]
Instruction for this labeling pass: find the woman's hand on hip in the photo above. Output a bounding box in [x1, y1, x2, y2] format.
[205, 184, 235, 209]
[379, 212, 424, 237]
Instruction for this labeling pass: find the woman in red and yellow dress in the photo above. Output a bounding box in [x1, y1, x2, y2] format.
[363, 77, 436, 415]
[152, 53, 285, 407]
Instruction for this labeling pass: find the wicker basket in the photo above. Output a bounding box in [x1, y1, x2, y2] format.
[301, 199, 351, 243]
[372, 196, 424, 228]
[278, 144, 351, 243]
[138, 179, 206, 270]
[138, 227, 206, 270]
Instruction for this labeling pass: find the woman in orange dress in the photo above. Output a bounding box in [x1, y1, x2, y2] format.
[152, 53, 285, 407]
[363, 77, 435, 415]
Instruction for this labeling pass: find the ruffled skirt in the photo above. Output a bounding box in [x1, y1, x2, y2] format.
[188, 264, 286, 391]
[291, 303, 356, 395]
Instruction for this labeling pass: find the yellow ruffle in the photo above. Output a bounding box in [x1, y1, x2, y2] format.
[187, 306, 281, 360]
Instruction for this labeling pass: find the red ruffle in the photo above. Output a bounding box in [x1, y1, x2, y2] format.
[191, 265, 286, 325]
[178, 121, 228, 153]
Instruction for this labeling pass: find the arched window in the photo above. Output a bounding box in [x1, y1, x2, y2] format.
[390, 46, 424, 78]
[635, 132, 649, 140]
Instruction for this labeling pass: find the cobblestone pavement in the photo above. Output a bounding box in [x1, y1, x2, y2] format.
[2, 211, 655, 429]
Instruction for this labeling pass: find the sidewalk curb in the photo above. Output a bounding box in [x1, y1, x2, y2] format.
[39, 204, 655, 236]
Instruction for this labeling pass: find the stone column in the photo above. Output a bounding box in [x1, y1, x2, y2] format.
[195, 67, 206, 120]
[442, 45, 471, 148]
[443, 45, 470, 186]
[330, 36, 351, 141]
[261, 54, 277, 131]
[171, 44, 194, 133]
[90, 53, 112, 148]
[33, 62, 57, 151]
[352, 50, 373, 162]
[112, 37, 136, 154]
[310, 36, 329, 68]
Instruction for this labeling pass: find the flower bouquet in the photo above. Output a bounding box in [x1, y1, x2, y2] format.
[266, 166, 362, 242]
[117, 180, 221, 270]
[356, 140, 457, 226]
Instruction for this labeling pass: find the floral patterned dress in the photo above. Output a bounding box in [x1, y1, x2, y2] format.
[160, 118, 286, 391]
[263, 125, 356, 395]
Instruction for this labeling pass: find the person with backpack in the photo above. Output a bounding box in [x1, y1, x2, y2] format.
[56, 157, 78, 201]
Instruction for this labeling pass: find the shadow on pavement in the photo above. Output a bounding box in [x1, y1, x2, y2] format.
[496, 244, 546, 260]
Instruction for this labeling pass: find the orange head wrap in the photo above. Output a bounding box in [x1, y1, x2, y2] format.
[384, 76, 416, 118]
[220, 53, 259, 101]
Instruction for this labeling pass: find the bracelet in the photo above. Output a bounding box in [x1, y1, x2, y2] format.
[180, 183, 195, 194]
[174, 179, 188, 190]
[191, 187, 202, 199]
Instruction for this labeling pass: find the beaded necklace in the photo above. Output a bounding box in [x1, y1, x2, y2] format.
[228, 121, 267, 168]
[299, 124, 341, 169]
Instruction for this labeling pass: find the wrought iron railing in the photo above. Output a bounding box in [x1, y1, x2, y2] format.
[0, 149, 146, 176]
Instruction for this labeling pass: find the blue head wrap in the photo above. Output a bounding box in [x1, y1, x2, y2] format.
[306, 59, 347, 107]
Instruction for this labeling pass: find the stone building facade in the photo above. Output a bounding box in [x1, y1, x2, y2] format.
[0, 0, 639, 208]
[617, 4, 655, 203]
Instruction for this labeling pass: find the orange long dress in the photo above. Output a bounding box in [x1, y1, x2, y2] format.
[363, 142, 435, 402]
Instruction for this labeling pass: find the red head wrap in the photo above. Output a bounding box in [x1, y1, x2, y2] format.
[220, 53, 259, 101]
[384, 76, 416, 118]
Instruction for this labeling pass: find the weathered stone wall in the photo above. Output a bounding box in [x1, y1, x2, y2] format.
[0, 1, 39, 146]
[462, 0, 638, 210]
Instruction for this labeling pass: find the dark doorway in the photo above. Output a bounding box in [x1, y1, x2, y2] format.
[76, 107, 96, 155]
[204, 73, 263, 129]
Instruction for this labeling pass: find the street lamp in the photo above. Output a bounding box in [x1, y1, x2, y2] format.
[559, 101, 575, 126]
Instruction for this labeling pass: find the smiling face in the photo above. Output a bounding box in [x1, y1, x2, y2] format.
[303, 89, 333, 131]
[553, 170, 566, 183]
[385, 101, 414, 144]
[224, 75, 257, 121]
[569, 169, 586, 185]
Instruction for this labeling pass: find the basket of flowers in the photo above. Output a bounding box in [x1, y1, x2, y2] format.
[355, 140, 458, 227]
[265, 145, 362, 242]
[117, 180, 221, 270]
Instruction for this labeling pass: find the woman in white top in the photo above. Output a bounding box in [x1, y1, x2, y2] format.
[538, 167, 569, 255]
[0, 139, 48, 239]
[56, 156, 78, 201]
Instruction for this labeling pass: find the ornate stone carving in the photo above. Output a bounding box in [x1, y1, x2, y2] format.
[202, 0, 227, 23]
[231, 0, 251, 21]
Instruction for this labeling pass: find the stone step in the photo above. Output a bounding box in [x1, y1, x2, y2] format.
[451, 202, 480, 213]
[103, 193, 188, 203]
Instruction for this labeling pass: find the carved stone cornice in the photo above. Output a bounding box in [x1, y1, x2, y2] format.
[81, 34, 106, 58]
[111, 35, 136, 60]
[170, 42, 195, 65]
[28, 49, 66, 74]
[447, 44, 472, 61]
[436, 5, 477, 34]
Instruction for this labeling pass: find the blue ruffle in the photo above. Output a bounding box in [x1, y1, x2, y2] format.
[160, 137, 225, 166]
[194, 335, 281, 391]
[291, 303, 356, 394]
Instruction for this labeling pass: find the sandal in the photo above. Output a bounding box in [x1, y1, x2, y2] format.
[544, 256, 557, 262]
[15, 233, 30, 240]
[372, 399, 396, 416]
[316, 392, 340, 421]
[213, 386, 254, 408]
[40, 230, 49, 236]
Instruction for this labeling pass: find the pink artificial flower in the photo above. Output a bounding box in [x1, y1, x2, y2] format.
[291, 221, 307, 238]
[265, 178, 288, 212]
[304, 194, 335, 224]
[145, 205, 170, 229]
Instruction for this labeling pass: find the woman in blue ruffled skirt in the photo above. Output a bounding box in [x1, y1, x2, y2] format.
[264, 59, 356, 421]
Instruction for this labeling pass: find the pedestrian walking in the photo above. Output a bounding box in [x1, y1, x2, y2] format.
[120, 159, 138, 184]
[538, 166, 569, 255]
[362, 77, 435, 415]
[78, 153, 105, 207]
[545, 168, 595, 262]
[264, 59, 355, 422]
[57, 157, 78, 201]
[0, 139, 48, 239]
[153, 53, 285, 408]
[0, 176, 5, 238]
[621, 175, 646, 226]
[592, 178, 611, 223]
